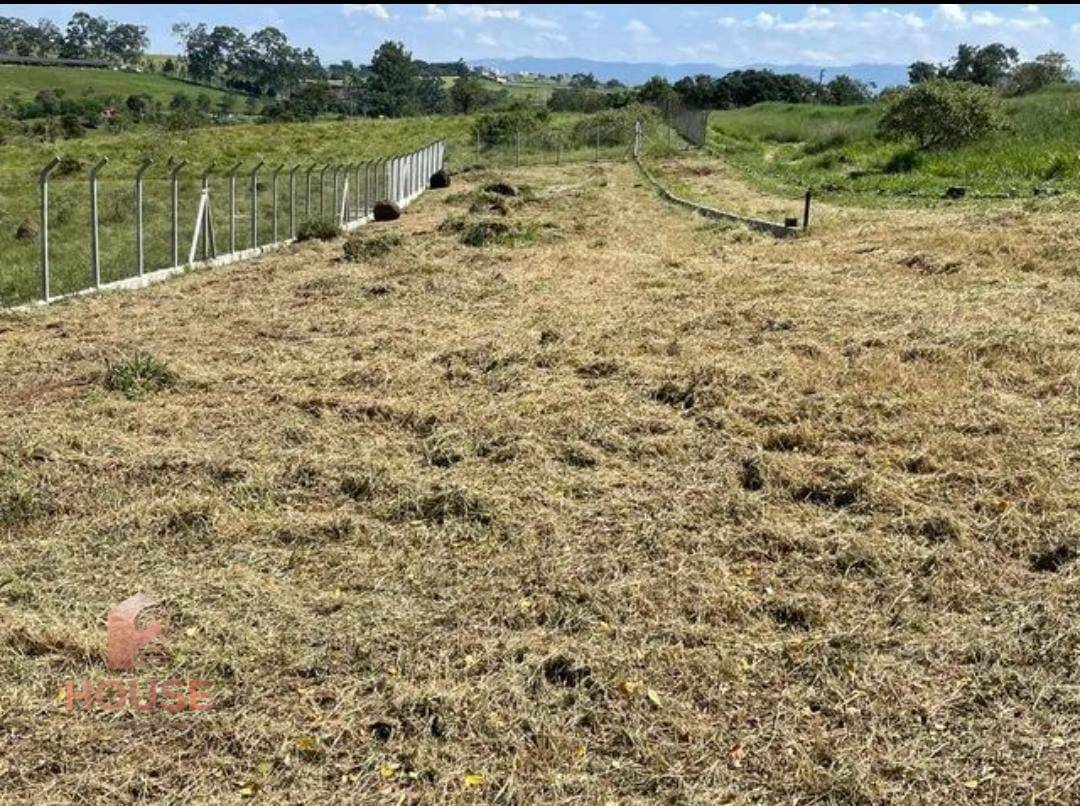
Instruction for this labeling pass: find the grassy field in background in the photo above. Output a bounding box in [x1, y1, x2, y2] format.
[0, 64, 242, 106]
[707, 83, 1080, 201]
[439, 75, 559, 104]
[0, 110, 632, 306]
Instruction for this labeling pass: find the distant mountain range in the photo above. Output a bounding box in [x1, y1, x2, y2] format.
[471, 57, 909, 89]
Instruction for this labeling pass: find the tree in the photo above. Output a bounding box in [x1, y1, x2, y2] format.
[365, 41, 443, 117]
[637, 75, 679, 114]
[908, 61, 939, 84]
[673, 74, 716, 108]
[878, 79, 1003, 149]
[1006, 52, 1072, 96]
[61, 12, 109, 58]
[823, 75, 871, 106]
[20, 19, 63, 57]
[449, 76, 498, 114]
[945, 43, 1018, 87]
[569, 72, 599, 88]
[103, 22, 148, 65]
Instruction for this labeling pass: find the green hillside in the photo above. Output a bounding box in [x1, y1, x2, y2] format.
[706, 83, 1080, 201]
[0, 64, 243, 106]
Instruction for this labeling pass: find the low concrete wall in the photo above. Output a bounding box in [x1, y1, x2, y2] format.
[634, 156, 798, 239]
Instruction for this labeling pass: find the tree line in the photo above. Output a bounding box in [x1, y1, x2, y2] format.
[909, 43, 1071, 96]
[0, 12, 147, 65]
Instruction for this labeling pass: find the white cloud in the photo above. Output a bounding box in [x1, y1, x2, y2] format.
[476, 32, 498, 47]
[343, 4, 389, 20]
[717, 17, 737, 29]
[524, 15, 559, 30]
[452, 5, 521, 22]
[755, 11, 777, 30]
[423, 4, 445, 21]
[971, 10, 1003, 26]
[937, 4, 967, 26]
[624, 18, 659, 44]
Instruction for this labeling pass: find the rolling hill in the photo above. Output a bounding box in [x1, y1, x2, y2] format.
[0, 64, 244, 106]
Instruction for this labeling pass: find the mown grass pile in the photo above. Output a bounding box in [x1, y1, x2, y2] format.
[0, 159, 1076, 803]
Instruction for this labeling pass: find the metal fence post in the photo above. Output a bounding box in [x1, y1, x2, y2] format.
[304, 165, 313, 221]
[361, 160, 369, 217]
[803, 189, 812, 230]
[227, 162, 241, 254]
[351, 162, 359, 221]
[250, 161, 263, 249]
[201, 164, 215, 260]
[319, 164, 329, 220]
[288, 165, 298, 238]
[272, 164, 283, 243]
[134, 158, 152, 277]
[330, 164, 339, 221]
[38, 156, 61, 303]
[168, 158, 186, 268]
[89, 157, 107, 289]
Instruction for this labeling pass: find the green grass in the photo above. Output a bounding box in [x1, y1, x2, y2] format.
[0, 64, 242, 107]
[706, 83, 1080, 202]
[0, 110, 631, 307]
[440, 75, 558, 104]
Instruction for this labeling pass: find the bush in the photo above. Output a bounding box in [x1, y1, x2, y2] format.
[570, 103, 658, 148]
[883, 149, 923, 174]
[474, 103, 549, 145]
[295, 218, 342, 242]
[877, 79, 1003, 149]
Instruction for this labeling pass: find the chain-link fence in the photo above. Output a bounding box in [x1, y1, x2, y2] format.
[443, 114, 679, 170]
[13, 141, 445, 308]
[669, 107, 709, 147]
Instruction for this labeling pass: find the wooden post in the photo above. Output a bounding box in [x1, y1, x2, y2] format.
[802, 189, 812, 230]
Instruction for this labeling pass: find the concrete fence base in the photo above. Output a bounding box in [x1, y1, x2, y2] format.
[634, 156, 798, 239]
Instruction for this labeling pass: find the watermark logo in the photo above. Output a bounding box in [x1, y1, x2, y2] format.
[106, 592, 167, 670]
[63, 593, 211, 712]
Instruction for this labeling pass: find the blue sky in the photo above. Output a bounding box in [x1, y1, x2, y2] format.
[8, 4, 1080, 66]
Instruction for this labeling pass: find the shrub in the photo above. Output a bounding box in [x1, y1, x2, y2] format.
[295, 218, 341, 242]
[474, 102, 549, 145]
[883, 149, 923, 174]
[343, 232, 401, 261]
[804, 131, 850, 155]
[104, 353, 177, 399]
[570, 103, 659, 147]
[877, 79, 1003, 149]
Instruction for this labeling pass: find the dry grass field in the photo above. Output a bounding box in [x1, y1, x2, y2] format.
[1, 156, 1078, 803]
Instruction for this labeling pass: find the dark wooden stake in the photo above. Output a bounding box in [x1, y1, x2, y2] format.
[802, 189, 812, 230]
